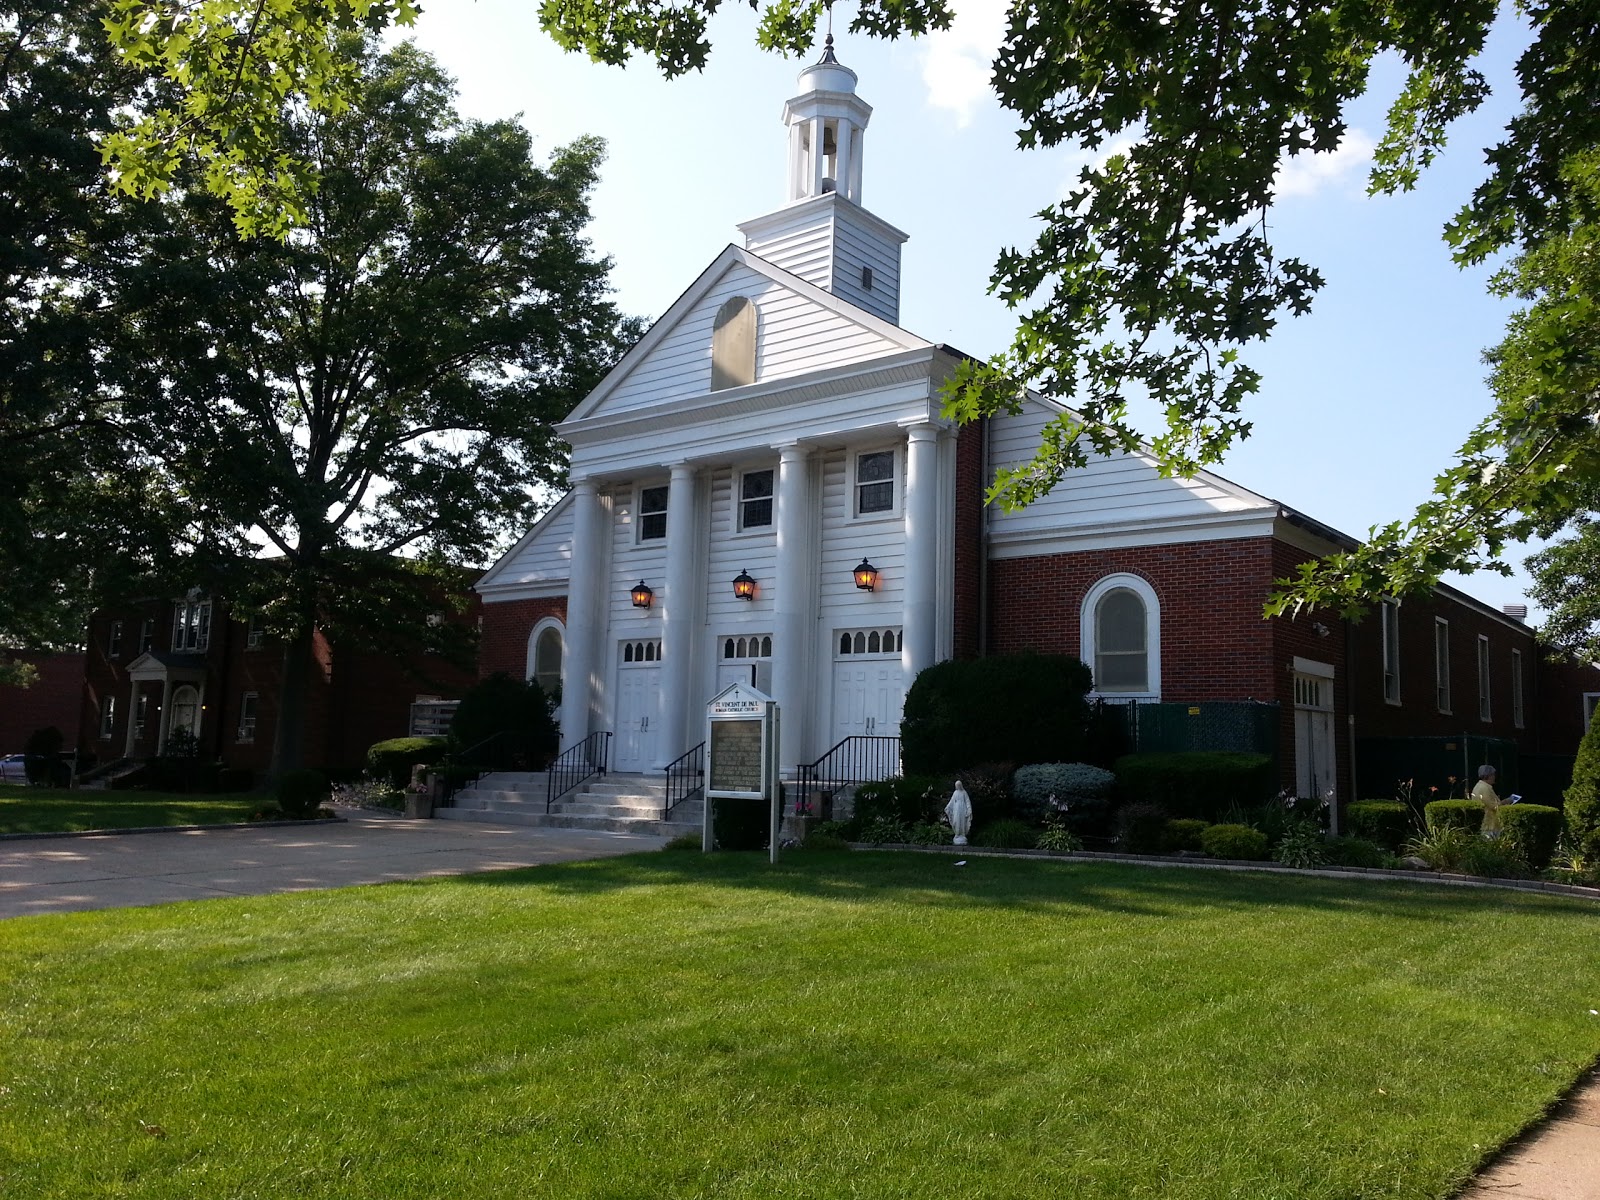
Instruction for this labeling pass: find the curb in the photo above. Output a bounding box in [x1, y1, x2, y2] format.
[848, 842, 1600, 900]
[0, 816, 349, 843]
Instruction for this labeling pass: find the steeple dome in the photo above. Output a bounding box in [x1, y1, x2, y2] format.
[738, 39, 910, 325]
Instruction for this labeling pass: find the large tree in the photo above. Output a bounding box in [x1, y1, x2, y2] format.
[92, 1, 1600, 619]
[105, 36, 637, 771]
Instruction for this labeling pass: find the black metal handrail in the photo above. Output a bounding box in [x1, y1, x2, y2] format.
[546, 731, 611, 812]
[662, 741, 705, 821]
[444, 729, 540, 803]
[793, 735, 901, 820]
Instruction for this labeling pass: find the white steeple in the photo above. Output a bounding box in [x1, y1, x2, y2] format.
[737, 35, 909, 325]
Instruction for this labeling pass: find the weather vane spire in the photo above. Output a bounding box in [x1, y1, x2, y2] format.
[820, 0, 838, 63]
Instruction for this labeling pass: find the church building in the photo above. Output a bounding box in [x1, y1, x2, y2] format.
[474, 46, 1598, 807]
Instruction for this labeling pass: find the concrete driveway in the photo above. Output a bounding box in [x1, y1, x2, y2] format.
[0, 810, 668, 919]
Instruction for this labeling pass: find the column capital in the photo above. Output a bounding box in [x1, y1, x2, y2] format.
[902, 421, 943, 442]
[668, 461, 696, 481]
[570, 476, 599, 497]
[775, 442, 812, 464]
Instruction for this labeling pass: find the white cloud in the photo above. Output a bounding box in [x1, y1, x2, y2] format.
[1273, 130, 1376, 200]
[919, 0, 1008, 127]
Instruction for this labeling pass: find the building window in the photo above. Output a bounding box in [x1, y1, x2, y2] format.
[1477, 635, 1492, 722]
[622, 639, 661, 663]
[638, 485, 668, 541]
[1380, 598, 1400, 706]
[1511, 649, 1525, 729]
[855, 449, 896, 516]
[1586, 694, 1600, 731]
[237, 693, 259, 743]
[99, 695, 116, 740]
[138, 618, 154, 654]
[246, 615, 265, 649]
[710, 296, 757, 391]
[172, 598, 212, 652]
[836, 627, 902, 656]
[1433, 618, 1450, 714]
[529, 621, 564, 699]
[739, 469, 774, 530]
[170, 685, 201, 739]
[1081, 574, 1161, 698]
[723, 634, 774, 659]
[134, 693, 149, 741]
[108, 621, 123, 659]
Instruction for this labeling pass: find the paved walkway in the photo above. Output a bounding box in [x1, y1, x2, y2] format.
[0, 810, 668, 919]
[1459, 1071, 1600, 1199]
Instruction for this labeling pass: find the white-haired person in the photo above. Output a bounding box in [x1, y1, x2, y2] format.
[1470, 764, 1504, 839]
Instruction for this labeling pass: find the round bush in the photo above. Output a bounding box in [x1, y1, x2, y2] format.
[1500, 803, 1563, 870]
[900, 654, 1092, 775]
[1162, 818, 1209, 853]
[366, 736, 449, 790]
[276, 768, 330, 818]
[1200, 823, 1270, 861]
[1425, 799, 1486, 834]
[1346, 800, 1415, 851]
[1012, 762, 1115, 819]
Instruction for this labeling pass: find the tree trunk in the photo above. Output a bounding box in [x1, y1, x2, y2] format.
[269, 628, 315, 779]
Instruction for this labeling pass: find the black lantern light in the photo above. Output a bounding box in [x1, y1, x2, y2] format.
[630, 580, 654, 609]
[853, 558, 879, 592]
[732, 569, 757, 601]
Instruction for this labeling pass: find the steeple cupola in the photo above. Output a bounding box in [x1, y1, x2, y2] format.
[738, 38, 909, 325]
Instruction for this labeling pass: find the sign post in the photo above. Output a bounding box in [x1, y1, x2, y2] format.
[704, 681, 782, 863]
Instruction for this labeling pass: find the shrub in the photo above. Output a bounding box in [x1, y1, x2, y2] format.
[276, 768, 330, 818]
[1012, 762, 1116, 820]
[1200, 823, 1270, 861]
[712, 796, 769, 850]
[1162, 818, 1209, 853]
[1405, 826, 1483, 873]
[22, 726, 66, 786]
[1273, 823, 1329, 869]
[1425, 799, 1486, 834]
[1323, 837, 1387, 868]
[1500, 804, 1563, 870]
[1114, 751, 1275, 821]
[661, 832, 702, 852]
[955, 763, 1017, 823]
[901, 654, 1092, 775]
[1037, 822, 1084, 853]
[857, 816, 911, 845]
[450, 672, 559, 769]
[1346, 801, 1415, 851]
[1458, 835, 1531, 880]
[1116, 802, 1169, 854]
[970, 819, 1038, 849]
[366, 736, 450, 790]
[852, 776, 948, 828]
[801, 831, 852, 852]
[1564, 710, 1600, 866]
[906, 821, 953, 846]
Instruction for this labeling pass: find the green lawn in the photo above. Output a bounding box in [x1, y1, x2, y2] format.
[0, 786, 259, 834]
[2, 852, 1598, 1199]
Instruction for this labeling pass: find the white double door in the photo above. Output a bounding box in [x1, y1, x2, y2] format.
[1293, 670, 1337, 800]
[833, 659, 905, 740]
[613, 663, 662, 773]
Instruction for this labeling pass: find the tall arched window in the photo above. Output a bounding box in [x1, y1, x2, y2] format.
[711, 296, 756, 391]
[1080, 574, 1161, 698]
[526, 618, 565, 700]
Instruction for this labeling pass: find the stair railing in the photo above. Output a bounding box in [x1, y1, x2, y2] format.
[546, 731, 612, 812]
[793, 735, 901, 821]
[662, 741, 705, 822]
[443, 729, 534, 804]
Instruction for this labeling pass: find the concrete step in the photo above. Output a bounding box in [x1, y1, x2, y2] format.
[434, 806, 698, 838]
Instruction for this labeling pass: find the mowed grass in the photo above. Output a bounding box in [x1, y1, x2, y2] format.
[3, 853, 1599, 1199]
[0, 786, 257, 834]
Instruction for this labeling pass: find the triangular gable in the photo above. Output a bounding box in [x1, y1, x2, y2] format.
[707, 679, 775, 711]
[564, 245, 929, 426]
[475, 491, 576, 598]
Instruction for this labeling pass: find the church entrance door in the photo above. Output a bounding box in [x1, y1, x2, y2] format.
[613, 640, 662, 773]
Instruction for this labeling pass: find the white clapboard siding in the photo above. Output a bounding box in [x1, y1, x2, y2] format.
[597, 263, 907, 417]
[705, 466, 781, 627]
[987, 405, 1274, 544]
[744, 217, 833, 290]
[828, 213, 901, 325]
[477, 495, 575, 596]
[817, 447, 906, 622]
[607, 484, 670, 633]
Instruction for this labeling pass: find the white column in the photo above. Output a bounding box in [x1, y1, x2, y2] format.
[851, 128, 865, 204]
[155, 678, 173, 755]
[902, 424, 940, 682]
[810, 116, 827, 196]
[834, 119, 853, 204]
[560, 479, 606, 750]
[657, 463, 698, 766]
[771, 444, 813, 772]
[123, 682, 140, 758]
[789, 122, 805, 201]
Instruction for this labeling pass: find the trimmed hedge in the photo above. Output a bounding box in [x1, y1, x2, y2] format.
[1012, 762, 1115, 819]
[1566, 706, 1600, 863]
[1425, 799, 1486, 834]
[1162, 818, 1209, 853]
[1346, 800, 1414, 851]
[901, 654, 1092, 774]
[1501, 803, 1564, 870]
[1114, 751, 1276, 821]
[450, 672, 559, 770]
[1200, 823, 1270, 861]
[367, 736, 450, 790]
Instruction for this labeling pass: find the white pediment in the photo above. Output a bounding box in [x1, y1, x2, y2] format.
[562, 245, 929, 428]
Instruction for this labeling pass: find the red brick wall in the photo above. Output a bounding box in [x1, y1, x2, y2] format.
[0, 652, 84, 751]
[479, 596, 568, 679]
[1537, 657, 1600, 756]
[951, 419, 986, 660]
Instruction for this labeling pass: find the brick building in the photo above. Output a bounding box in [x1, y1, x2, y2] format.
[472, 48, 1600, 806]
[78, 589, 479, 779]
[0, 651, 84, 752]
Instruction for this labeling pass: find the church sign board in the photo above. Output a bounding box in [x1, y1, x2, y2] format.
[704, 681, 781, 862]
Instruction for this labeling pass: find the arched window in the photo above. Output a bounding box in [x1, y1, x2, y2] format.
[711, 296, 757, 391]
[526, 620, 564, 700]
[170, 685, 201, 738]
[1081, 574, 1161, 698]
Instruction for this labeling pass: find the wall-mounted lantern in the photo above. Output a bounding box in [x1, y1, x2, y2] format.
[732, 569, 757, 601]
[630, 580, 654, 609]
[853, 558, 879, 592]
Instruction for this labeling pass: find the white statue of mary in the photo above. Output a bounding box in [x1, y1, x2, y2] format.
[944, 781, 973, 846]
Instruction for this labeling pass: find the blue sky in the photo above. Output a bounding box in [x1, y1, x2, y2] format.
[404, 1, 1539, 617]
